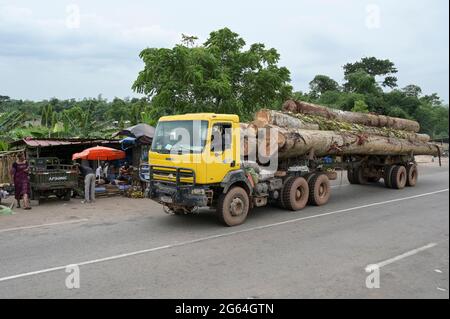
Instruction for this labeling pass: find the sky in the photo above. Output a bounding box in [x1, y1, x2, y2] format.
[0, 0, 449, 103]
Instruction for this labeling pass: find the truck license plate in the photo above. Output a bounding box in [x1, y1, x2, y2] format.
[160, 196, 173, 203]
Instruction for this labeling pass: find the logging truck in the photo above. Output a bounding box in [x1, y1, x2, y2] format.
[147, 113, 423, 226]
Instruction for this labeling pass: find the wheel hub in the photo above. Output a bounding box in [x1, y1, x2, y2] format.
[295, 187, 303, 201]
[230, 197, 244, 216]
[319, 184, 325, 196]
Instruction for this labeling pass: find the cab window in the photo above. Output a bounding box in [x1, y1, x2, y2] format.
[211, 123, 232, 153]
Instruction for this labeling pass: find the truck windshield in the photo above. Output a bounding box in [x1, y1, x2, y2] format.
[151, 120, 209, 154]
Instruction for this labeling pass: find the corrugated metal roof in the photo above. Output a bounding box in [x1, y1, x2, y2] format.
[11, 138, 121, 148]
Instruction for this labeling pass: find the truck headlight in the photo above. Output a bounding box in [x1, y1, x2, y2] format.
[191, 188, 205, 195]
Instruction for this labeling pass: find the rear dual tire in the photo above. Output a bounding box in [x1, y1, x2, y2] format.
[384, 165, 395, 188]
[347, 169, 357, 184]
[406, 164, 418, 187]
[282, 177, 309, 211]
[280, 174, 331, 209]
[348, 167, 370, 185]
[390, 165, 407, 189]
[308, 174, 331, 206]
[385, 165, 411, 189]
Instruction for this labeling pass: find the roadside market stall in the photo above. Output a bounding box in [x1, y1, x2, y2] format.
[72, 146, 129, 197]
[113, 123, 155, 194]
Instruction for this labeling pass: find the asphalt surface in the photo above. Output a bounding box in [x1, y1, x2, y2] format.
[0, 164, 448, 298]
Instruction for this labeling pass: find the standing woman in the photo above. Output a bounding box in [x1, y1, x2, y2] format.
[10, 153, 32, 210]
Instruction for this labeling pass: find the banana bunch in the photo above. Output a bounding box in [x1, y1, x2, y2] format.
[126, 187, 144, 198]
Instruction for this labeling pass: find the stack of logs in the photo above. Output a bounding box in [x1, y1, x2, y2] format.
[241, 100, 440, 159]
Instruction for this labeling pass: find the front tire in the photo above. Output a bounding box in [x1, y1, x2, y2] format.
[217, 187, 250, 226]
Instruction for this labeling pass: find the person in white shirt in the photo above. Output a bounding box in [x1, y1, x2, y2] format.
[103, 162, 109, 178]
[95, 165, 102, 179]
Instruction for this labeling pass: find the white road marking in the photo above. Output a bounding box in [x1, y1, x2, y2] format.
[0, 219, 89, 234]
[0, 188, 447, 283]
[369, 243, 437, 269]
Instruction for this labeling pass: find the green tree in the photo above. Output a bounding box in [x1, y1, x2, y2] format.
[402, 84, 422, 98]
[309, 75, 340, 98]
[40, 104, 58, 128]
[343, 70, 380, 95]
[343, 57, 398, 88]
[106, 98, 129, 121]
[132, 28, 292, 121]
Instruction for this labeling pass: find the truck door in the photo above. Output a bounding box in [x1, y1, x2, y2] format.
[207, 122, 235, 183]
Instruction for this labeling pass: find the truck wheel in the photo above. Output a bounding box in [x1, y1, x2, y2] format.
[406, 164, 418, 187]
[217, 187, 249, 226]
[308, 174, 330, 206]
[355, 167, 368, 185]
[384, 165, 395, 188]
[276, 176, 293, 209]
[391, 165, 407, 189]
[283, 177, 309, 211]
[347, 169, 358, 184]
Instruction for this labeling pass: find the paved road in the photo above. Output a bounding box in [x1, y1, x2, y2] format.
[0, 164, 448, 298]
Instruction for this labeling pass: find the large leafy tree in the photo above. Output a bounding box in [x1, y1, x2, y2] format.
[343, 69, 381, 95]
[132, 28, 292, 120]
[344, 57, 398, 88]
[402, 84, 422, 98]
[309, 75, 340, 98]
[296, 57, 449, 138]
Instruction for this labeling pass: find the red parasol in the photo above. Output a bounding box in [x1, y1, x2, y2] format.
[72, 146, 126, 161]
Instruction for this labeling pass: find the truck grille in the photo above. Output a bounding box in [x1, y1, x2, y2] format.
[150, 166, 196, 186]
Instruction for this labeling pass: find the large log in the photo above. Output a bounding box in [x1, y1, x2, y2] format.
[256, 126, 440, 159]
[255, 109, 430, 143]
[240, 123, 257, 156]
[280, 129, 439, 158]
[254, 109, 319, 130]
[282, 100, 421, 133]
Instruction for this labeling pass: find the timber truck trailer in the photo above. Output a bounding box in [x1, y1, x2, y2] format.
[147, 113, 420, 226]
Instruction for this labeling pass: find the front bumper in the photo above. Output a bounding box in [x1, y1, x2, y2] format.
[149, 182, 209, 207]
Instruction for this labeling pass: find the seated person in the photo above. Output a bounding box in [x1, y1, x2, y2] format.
[117, 162, 133, 183]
